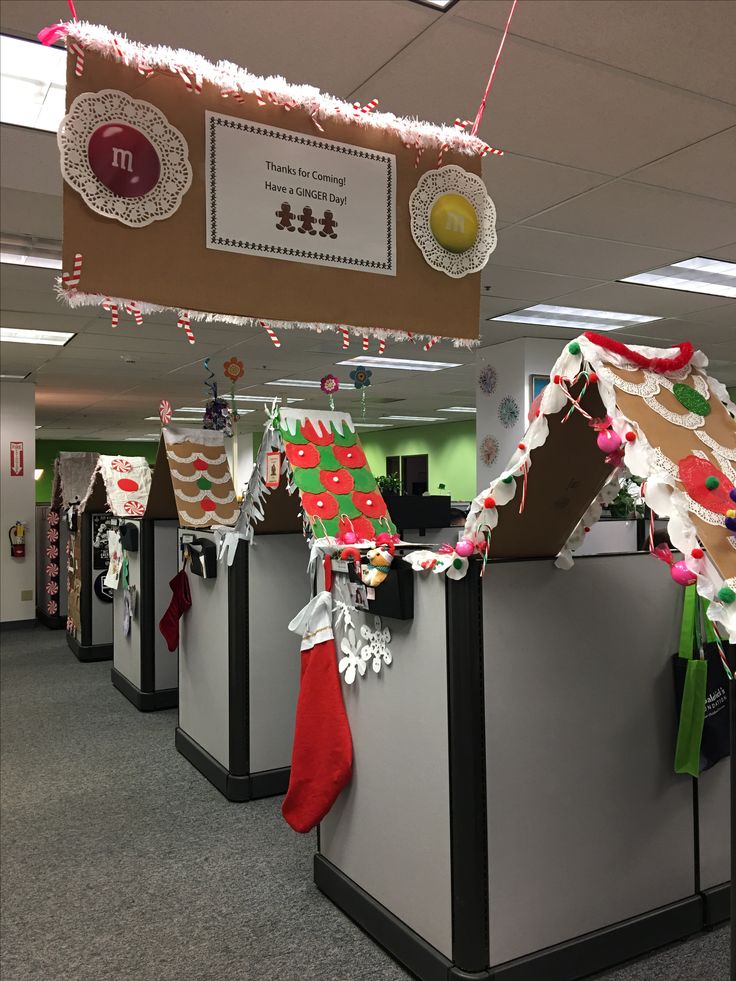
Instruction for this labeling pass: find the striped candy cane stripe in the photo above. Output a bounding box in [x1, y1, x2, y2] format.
[353, 99, 379, 115]
[221, 87, 245, 102]
[102, 299, 119, 329]
[62, 252, 83, 289]
[259, 321, 281, 348]
[178, 313, 195, 344]
[436, 142, 449, 169]
[362, 336, 370, 351]
[479, 144, 504, 157]
[111, 36, 126, 63]
[423, 337, 440, 352]
[125, 303, 143, 326]
[69, 42, 85, 77]
[178, 68, 203, 94]
[378, 340, 386, 356]
[338, 327, 350, 350]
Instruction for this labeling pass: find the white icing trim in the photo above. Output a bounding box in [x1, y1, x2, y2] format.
[168, 466, 232, 483]
[174, 487, 236, 504]
[279, 407, 355, 437]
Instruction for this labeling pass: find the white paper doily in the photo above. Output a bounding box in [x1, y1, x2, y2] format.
[409, 165, 497, 279]
[58, 89, 192, 227]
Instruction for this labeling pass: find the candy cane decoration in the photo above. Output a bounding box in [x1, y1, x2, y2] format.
[125, 303, 143, 326]
[362, 336, 370, 351]
[436, 141, 450, 169]
[110, 36, 126, 63]
[259, 320, 281, 349]
[423, 337, 439, 352]
[177, 67, 203, 94]
[102, 299, 119, 328]
[69, 42, 85, 77]
[353, 99, 379, 116]
[137, 61, 154, 78]
[338, 327, 350, 350]
[178, 312, 195, 344]
[62, 252, 83, 289]
[378, 339, 386, 356]
[478, 143, 504, 157]
[221, 87, 245, 102]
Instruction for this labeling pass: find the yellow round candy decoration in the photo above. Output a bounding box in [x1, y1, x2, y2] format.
[429, 193, 478, 254]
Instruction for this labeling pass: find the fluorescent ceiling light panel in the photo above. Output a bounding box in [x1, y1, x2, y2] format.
[0, 35, 66, 132]
[0, 372, 30, 379]
[410, 0, 458, 10]
[265, 379, 322, 388]
[1, 250, 62, 269]
[490, 304, 661, 331]
[437, 406, 476, 413]
[380, 415, 444, 422]
[354, 423, 389, 428]
[232, 395, 304, 403]
[338, 356, 462, 371]
[0, 326, 74, 345]
[620, 257, 736, 298]
[126, 436, 159, 441]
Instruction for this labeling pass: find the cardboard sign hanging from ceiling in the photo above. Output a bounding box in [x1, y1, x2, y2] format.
[54, 21, 498, 345]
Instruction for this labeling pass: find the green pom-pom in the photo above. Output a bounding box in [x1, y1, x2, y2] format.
[502, 475, 514, 484]
[568, 341, 581, 355]
[717, 586, 735, 605]
[672, 382, 711, 417]
[705, 476, 720, 490]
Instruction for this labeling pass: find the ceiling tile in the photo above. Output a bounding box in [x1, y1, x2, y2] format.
[533, 281, 736, 318]
[628, 127, 736, 204]
[482, 265, 603, 301]
[486, 154, 608, 222]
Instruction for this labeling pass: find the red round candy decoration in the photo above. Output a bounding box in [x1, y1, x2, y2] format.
[625, 431, 636, 442]
[193, 458, 209, 471]
[678, 455, 734, 515]
[284, 441, 319, 469]
[352, 491, 387, 519]
[300, 419, 333, 446]
[319, 468, 354, 495]
[333, 443, 367, 469]
[301, 491, 339, 520]
[350, 516, 378, 541]
[200, 497, 217, 512]
[117, 477, 139, 492]
[589, 372, 598, 383]
[87, 124, 161, 198]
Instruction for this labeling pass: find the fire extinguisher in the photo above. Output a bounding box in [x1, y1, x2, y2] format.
[9, 522, 26, 558]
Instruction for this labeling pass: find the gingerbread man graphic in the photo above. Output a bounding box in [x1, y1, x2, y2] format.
[319, 210, 338, 239]
[297, 206, 318, 235]
[275, 201, 296, 231]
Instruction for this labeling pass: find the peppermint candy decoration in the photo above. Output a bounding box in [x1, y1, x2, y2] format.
[47, 581, 59, 596]
[66, 617, 74, 632]
[159, 399, 172, 426]
[48, 510, 60, 527]
[112, 458, 132, 473]
[124, 501, 146, 516]
[48, 528, 59, 543]
[48, 600, 58, 615]
[47, 545, 59, 559]
[46, 563, 59, 578]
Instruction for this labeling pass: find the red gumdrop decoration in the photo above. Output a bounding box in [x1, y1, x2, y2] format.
[117, 477, 139, 492]
[200, 497, 217, 512]
[625, 431, 636, 442]
[691, 548, 704, 559]
[87, 124, 161, 198]
[193, 458, 209, 471]
[484, 496, 496, 509]
[553, 374, 561, 385]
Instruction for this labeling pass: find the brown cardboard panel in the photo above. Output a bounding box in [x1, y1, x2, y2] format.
[63, 51, 481, 342]
[81, 472, 109, 514]
[254, 474, 303, 535]
[159, 433, 238, 527]
[489, 387, 613, 559]
[145, 439, 178, 520]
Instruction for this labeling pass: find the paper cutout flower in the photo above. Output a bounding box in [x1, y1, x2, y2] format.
[678, 455, 734, 514]
[478, 364, 497, 396]
[479, 435, 499, 467]
[350, 366, 372, 390]
[302, 491, 339, 520]
[319, 468, 355, 495]
[339, 625, 366, 685]
[352, 491, 387, 519]
[224, 357, 245, 382]
[285, 442, 320, 469]
[360, 616, 392, 674]
[333, 443, 367, 469]
[446, 555, 469, 580]
[498, 396, 519, 429]
[320, 374, 339, 395]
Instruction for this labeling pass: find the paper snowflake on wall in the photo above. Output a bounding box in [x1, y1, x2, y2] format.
[478, 364, 497, 396]
[479, 435, 499, 467]
[498, 396, 520, 429]
[359, 617, 392, 675]
[338, 624, 366, 685]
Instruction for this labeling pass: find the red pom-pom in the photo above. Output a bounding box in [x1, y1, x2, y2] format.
[625, 431, 636, 442]
[518, 443, 526, 451]
[484, 496, 496, 509]
[589, 372, 598, 383]
[553, 374, 561, 385]
[584, 527, 591, 533]
[691, 548, 704, 559]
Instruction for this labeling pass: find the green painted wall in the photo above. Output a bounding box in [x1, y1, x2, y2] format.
[35, 440, 158, 503]
[359, 419, 476, 501]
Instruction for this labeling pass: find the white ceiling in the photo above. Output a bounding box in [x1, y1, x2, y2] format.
[0, 0, 734, 440]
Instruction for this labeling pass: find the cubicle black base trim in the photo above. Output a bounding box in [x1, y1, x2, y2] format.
[702, 882, 730, 926]
[175, 727, 289, 802]
[0, 618, 36, 631]
[36, 608, 65, 630]
[67, 632, 112, 662]
[111, 667, 178, 711]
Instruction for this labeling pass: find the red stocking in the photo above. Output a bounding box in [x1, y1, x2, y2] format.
[282, 558, 352, 833]
[158, 569, 192, 653]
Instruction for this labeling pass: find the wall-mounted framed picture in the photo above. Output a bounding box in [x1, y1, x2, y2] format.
[529, 374, 549, 403]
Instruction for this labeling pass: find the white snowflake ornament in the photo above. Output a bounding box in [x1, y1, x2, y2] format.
[359, 616, 392, 674]
[338, 625, 366, 685]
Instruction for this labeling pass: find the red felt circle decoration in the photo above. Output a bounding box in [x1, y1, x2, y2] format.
[193, 458, 209, 471]
[349, 515, 377, 541]
[300, 419, 333, 446]
[333, 443, 367, 469]
[284, 442, 320, 469]
[301, 491, 339, 520]
[319, 468, 354, 495]
[352, 491, 387, 519]
[117, 477, 139, 492]
[88, 124, 161, 198]
[200, 497, 217, 512]
[678, 455, 734, 515]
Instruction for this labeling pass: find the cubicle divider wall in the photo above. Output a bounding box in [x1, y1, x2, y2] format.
[67, 510, 114, 662]
[111, 517, 179, 711]
[316, 554, 730, 981]
[175, 529, 307, 802]
[36, 504, 68, 629]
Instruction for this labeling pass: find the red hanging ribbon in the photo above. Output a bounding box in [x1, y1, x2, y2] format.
[470, 0, 518, 136]
[68, 0, 78, 18]
[583, 331, 694, 374]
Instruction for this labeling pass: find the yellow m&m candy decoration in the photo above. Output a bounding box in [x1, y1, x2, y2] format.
[429, 193, 478, 254]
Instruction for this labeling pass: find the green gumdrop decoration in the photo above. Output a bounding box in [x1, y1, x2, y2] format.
[332, 425, 358, 447]
[717, 586, 735, 605]
[704, 476, 720, 490]
[352, 468, 378, 492]
[502, 475, 514, 484]
[318, 445, 341, 471]
[672, 383, 711, 417]
[196, 476, 212, 490]
[293, 468, 323, 494]
[568, 341, 581, 355]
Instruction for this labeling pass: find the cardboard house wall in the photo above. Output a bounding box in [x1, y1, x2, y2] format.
[464, 333, 736, 641]
[81, 455, 152, 516]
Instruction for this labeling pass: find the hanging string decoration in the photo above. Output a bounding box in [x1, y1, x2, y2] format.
[202, 358, 231, 434]
[350, 366, 372, 419]
[320, 374, 340, 411]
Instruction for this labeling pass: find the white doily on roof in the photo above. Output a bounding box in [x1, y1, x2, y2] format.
[58, 89, 192, 227]
[409, 165, 496, 279]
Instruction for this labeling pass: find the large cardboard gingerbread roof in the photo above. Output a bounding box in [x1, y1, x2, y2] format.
[52, 451, 98, 508]
[81, 454, 152, 516]
[465, 332, 736, 640]
[147, 426, 238, 528]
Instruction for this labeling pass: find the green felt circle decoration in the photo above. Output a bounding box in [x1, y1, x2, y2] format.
[717, 586, 735, 605]
[318, 445, 341, 471]
[293, 468, 324, 494]
[704, 476, 720, 490]
[568, 341, 581, 355]
[351, 468, 377, 492]
[672, 383, 710, 417]
[333, 494, 361, 519]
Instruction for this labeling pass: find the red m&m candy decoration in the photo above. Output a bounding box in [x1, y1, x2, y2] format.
[88, 124, 161, 198]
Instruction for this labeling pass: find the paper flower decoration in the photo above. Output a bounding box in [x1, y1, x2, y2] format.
[478, 364, 497, 396]
[320, 374, 340, 395]
[498, 396, 519, 429]
[409, 165, 497, 278]
[224, 357, 245, 382]
[350, 366, 372, 390]
[479, 435, 499, 467]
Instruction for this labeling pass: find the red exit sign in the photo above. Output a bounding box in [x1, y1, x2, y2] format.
[9, 441, 24, 477]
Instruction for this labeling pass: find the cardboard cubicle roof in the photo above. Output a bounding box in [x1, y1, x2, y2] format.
[52, 451, 99, 508]
[81, 454, 152, 516]
[465, 333, 736, 640]
[147, 426, 238, 527]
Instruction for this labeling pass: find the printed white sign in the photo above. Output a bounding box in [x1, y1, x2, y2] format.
[205, 112, 396, 275]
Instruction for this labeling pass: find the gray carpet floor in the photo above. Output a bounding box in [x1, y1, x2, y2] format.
[0, 625, 730, 981]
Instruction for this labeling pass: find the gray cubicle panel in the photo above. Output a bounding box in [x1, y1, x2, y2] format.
[36, 504, 68, 628]
[315, 555, 729, 981]
[67, 511, 113, 662]
[175, 528, 306, 801]
[698, 751, 730, 925]
[112, 518, 179, 711]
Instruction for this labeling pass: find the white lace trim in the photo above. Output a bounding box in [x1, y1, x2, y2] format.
[166, 449, 228, 465]
[174, 488, 236, 504]
[169, 466, 232, 483]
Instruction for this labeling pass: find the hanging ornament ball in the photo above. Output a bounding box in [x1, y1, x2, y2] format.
[727, 509, 736, 519]
[705, 476, 720, 490]
[691, 548, 704, 559]
[429, 193, 479, 253]
[597, 430, 622, 454]
[670, 560, 697, 586]
[455, 539, 474, 558]
[672, 382, 711, 417]
[568, 341, 581, 355]
[342, 531, 357, 545]
[87, 124, 161, 198]
[717, 586, 735, 604]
